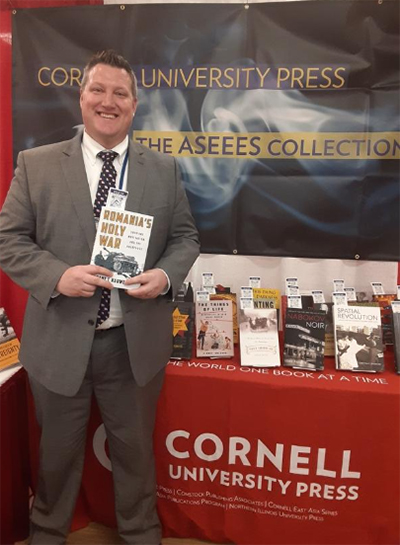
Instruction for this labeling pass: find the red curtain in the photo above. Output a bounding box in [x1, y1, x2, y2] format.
[0, 0, 102, 337]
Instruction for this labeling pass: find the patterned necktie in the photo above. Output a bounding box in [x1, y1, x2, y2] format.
[94, 150, 118, 327]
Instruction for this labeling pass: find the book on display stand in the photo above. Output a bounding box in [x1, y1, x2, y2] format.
[171, 301, 195, 360]
[283, 308, 326, 371]
[313, 302, 334, 357]
[195, 300, 234, 358]
[333, 305, 384, 373]
[372, 293, 397, 346]
[0, 308, 20, 371]
[391, 302, 400, 374]
[210, 292, 239, 344]
[281, 294, 314, 329]
[239, 307, 280, 368]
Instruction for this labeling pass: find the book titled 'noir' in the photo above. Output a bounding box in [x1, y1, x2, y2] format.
[283, 309, 326, 371]
[333, 305, 384, 373]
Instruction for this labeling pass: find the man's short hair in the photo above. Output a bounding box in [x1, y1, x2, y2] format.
[81, 50, 138, 99]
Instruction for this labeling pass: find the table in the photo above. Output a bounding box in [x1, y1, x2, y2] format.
[76, 350, 400, 545]
[0, 367, 30, 545]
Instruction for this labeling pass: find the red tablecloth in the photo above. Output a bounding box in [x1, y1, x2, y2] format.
[24, 349, 400, 544]
[78, 351, 400, 545]
[0, 368, 30, 544]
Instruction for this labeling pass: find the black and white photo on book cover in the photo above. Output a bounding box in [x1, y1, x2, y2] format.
[334, 305, 384, 373]
[0, 308, 16, 343]
[195, 300, 234, 358]
[0, 307, 20, 371]
[239, 308, 280, 368]
[283, 309, 326, 371]
[91, 208, 153, 289]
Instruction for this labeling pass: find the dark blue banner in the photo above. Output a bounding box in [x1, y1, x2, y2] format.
[12, 1, 400, 260]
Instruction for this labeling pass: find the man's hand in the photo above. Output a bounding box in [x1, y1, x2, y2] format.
[125, 269, 168, 299]
[56, 265, 114, 297]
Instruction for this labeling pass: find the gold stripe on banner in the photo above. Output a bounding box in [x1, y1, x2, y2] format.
[133, 131, 400, 160]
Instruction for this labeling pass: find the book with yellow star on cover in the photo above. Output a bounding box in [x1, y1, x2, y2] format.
[171, 301, 195, 360]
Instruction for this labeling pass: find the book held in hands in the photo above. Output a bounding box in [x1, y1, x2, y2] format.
[91, 208, 153, 289]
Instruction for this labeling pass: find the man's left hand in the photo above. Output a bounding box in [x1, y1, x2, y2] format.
[125, 269, 168, 299]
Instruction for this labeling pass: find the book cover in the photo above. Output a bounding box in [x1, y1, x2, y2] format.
[283, 309, 326, 371]
[0, 308, 20, 371]
[253, 288, 281, 310]
[239, 308, 280, 368]
[91, 208, 153, 289]
[391, 304, 400, 374]
[281, 294, 314, 329]
[171, 301, 194, 360]
[313, 302, 334, 357]
[210, 293, 238, 344]
[195, 300, 234, 358]
[333, 305, 384, 373]
[372, 294, 396, 345]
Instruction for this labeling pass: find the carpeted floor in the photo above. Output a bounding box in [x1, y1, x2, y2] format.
[14, 522, 221, 545]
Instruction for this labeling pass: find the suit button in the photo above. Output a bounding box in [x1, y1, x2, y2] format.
[88, 319, 95, 326]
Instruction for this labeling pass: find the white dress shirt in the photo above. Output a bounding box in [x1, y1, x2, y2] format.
[81, 131, 170, 330]
[82, 131, 128, 329]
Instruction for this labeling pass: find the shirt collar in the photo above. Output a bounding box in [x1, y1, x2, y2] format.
[81, 130, 129, 166]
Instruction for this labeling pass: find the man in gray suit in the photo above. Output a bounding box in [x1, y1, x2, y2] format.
[0, 50, 199, 544]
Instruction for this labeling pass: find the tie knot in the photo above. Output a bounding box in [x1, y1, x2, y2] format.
[98, 150, 118, 163]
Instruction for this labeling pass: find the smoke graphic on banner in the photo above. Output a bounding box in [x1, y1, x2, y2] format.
[12, 1, 400, 260]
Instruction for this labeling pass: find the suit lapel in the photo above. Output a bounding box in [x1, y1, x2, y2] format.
[125, 141, 148, 213]
[60, 133, 96, 251]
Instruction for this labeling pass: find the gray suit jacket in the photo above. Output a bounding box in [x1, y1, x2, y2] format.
[0, 134, 199, 395]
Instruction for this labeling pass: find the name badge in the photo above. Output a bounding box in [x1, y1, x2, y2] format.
[107, 188, 129, 210]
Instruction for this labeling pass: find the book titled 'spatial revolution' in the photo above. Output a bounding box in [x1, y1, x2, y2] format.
[195, 300, 234, 358]
[333, 305, 384, 373]
[239, 308, 280, 368]
[91, 208, 153, 289]
[0, 308, 20, 371]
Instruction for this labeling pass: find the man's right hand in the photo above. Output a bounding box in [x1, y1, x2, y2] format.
[56, 265, 114, 297]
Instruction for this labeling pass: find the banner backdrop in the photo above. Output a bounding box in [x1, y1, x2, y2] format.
[12, 1, 400, 261]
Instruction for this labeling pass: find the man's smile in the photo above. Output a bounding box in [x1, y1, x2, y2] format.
[98, 112, 118, 119]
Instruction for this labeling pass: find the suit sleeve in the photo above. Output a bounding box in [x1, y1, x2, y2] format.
[0, 151, 70, 309]
[153, 158, 200, 298]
